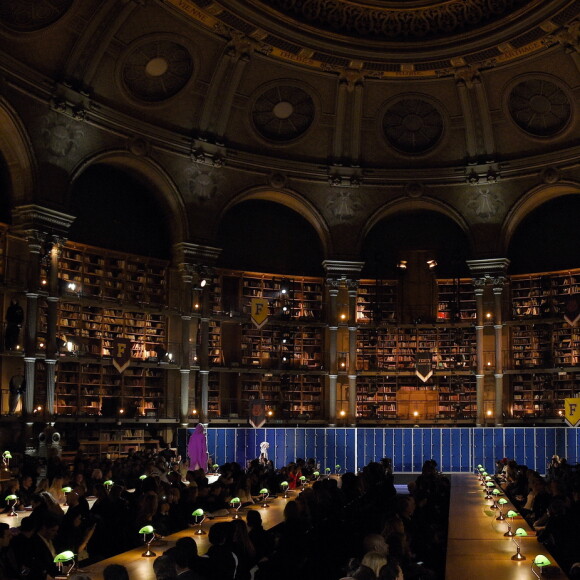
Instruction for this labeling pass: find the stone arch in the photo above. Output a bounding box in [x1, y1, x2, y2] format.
[359, 196, 473, 256]
[68, 151, 189, 244]
[0, 97, 36, 207]
[217, 186, 332, 257]
[503, 182, 580, 254]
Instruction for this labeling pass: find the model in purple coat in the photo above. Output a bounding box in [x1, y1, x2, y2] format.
[188, 423, 209, 471]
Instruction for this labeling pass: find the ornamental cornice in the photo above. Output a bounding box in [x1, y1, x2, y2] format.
[164, 0, 578, 78]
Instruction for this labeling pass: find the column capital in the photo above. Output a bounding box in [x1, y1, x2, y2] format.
[466, 258, 510, 280]
[173, 241, 221, 265]
[12, 204, 75, 238]
[322, 259, 365, 279]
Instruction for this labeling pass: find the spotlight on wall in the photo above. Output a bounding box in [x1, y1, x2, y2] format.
[427, 259, 437, 269]
[397, 260, 407, 270]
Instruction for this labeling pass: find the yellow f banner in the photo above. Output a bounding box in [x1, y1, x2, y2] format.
[250, 297, 269, 329]
[564, 398, 580, 427]
[113, 337, 132, 374]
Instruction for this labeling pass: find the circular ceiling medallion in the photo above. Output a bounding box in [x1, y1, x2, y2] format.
[0, 0, 72, 32]
[122, 40, 193, 103]
[382, 98, 444, 154]
[508, 79, 571, 137]
[252, 86, 315, 142]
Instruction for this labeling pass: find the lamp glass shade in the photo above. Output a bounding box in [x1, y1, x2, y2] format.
[507, 510, 518, 518]
[54, 551, 75, 563]
[486, 482, 495, 487]
[139, 475, 147, 480]
[230, 497, 240, 504]
[313, 471, 319, 477]
[335, 465, 341, 469]
[192, 509, 204, 517]
[485, 475, 492, 481]
[213, 464, 219, 469]
[5, 494, 17, 501]
[325, 468, 331, 472]
[104, 480, 113, 486]
[62, 487, 72, 493]
[299, 476, 306, 482]
[477, 464, 482, 469]
[498, 498, 508, 505]
[280, 481, 288, 488]
[3, 451, 12, 459]
[259, 488, 268, 494]
[534, 555, 551, 567]
[515, 528, 528, 537]
[139, 525, 154, 535]
[492, 489, 501, 495]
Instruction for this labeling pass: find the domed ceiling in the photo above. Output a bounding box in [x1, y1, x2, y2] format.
[168, 0, 579, 77]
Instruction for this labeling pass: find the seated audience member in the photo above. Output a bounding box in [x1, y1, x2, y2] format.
[26, 515, 61, 580]
[103, 564, 130, 580]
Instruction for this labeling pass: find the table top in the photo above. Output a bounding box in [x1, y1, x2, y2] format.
[84, 493, 290, 580]
[445, 474, 566, 580]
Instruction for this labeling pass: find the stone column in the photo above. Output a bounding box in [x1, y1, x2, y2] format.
[493, 278, 506, 426]
[474, 280, 485, 427]
[327, 279, 339, 426]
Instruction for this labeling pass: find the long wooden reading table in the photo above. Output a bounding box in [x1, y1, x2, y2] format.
[446, 473, 567, 579]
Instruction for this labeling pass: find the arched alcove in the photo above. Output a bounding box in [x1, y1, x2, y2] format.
[217, 199, 325, 276]
[508, 194, 580, 274]
[362, 210, 471, 278]
[68, 164, 172, 259]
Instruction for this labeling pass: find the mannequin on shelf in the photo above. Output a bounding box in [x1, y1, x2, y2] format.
[8, 369, 25, 414]
[187, 423, 209, 472]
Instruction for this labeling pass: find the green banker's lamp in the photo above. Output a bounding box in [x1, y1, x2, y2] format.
[54, 550, 76, 575]
[335, 464, 341, 475]
[104, 480, 113, 493]
[299, 475, 306, 490]
[62, 486, 72, 507]
[260, 488, 269, 508]
[3, 450, 12, 470]
[139, 474, 148, 480]
[313, 471, 320, 481]
[504, 510, 518, 537]
[230, 497, 242, 519]
[139, 525, 156, 557]
[511, 527, 527, 561]
[280, 481, 289, 499]
[325, 467, 331, 477]
[485, 481, 494, 499]
[531, 555, 551, 578]
[5, 494, 18, 517]
[212, 464, 219, 474]
[491, 488, 501, 509]
[192, 509, 206, 535]
[496, 497, 508, 520]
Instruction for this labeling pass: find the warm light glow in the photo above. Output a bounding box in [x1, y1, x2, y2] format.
[192, 409, 197, 414]
[558, 410, 563, 416]
[281, 288, 287, 294]
[427, 259, 437, 269]
[282, 306, 288, 312]
[397, 261, 407, 269]
[486, 312, 492, 319]
[340, 313, 346, 320]
[119, 409, 124, 414]
[39, 343, 44, 348]
[194, 303, 199, 309]
[413, 411, 419, 417]
[267, 410, 273, 416]
[66, 341, 73, 352]
[487, 361, 492, 366]
[339, 410, 346, 417]
[487, 410, 492, 416]
[200, 279, 207, 288]
[340, 361, 346, 368]
[41, 279, 47, 285]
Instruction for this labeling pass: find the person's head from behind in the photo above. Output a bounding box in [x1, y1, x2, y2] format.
[0, 523, 11, 548]
[208, 521, 232, 547]
[103, 565, 129, 580]
[152, 554, 176, 580]
[246, 509, 262, 530]
[363, 534, 389, 556]
[361, 551, 388, 578]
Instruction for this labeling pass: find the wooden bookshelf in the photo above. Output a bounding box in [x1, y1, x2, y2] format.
[356, 280, 397, 324]
[436, 278, 476, 321]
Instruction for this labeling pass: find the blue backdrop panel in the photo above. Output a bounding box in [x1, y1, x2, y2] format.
[181, 427, 580, 474]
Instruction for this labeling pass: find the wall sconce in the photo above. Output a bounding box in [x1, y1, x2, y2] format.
[531, 555, 551, 578]
[427, 259, 437, 269]
[510, 528, 527, 561]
